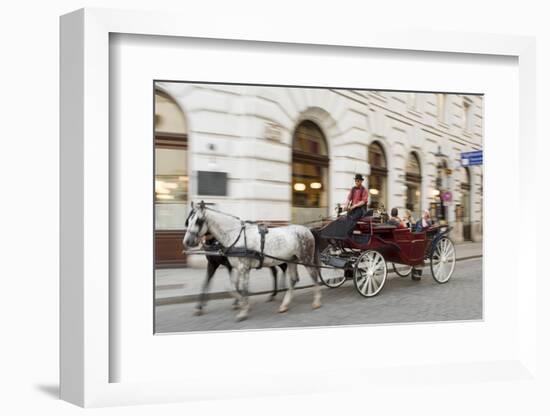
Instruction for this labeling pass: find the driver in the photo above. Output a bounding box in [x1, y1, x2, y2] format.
[344, 173, 369, 222]
[318, 174, 369, 240]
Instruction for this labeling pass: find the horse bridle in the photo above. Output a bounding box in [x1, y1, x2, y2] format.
[184, 208, 207, 242]
[185, 205, 250, 254]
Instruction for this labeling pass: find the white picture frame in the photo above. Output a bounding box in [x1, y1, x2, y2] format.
[60, 8, 538, 408]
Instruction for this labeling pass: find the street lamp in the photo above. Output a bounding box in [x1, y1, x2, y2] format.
[433, 146, 449, 222]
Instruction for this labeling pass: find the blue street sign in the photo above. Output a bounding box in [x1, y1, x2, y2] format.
[461, 150, 483, 166]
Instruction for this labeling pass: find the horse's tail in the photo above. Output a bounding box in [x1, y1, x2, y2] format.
[310, 228, 322, 267]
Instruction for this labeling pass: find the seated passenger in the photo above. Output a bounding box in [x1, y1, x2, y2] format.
[402, 209, 414, 230]
[415, 209, 434, 231]
[422, 209, 433, 228]
[387, 207, 405, 228]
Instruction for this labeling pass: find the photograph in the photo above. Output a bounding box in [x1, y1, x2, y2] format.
[153, 82, 484, 333]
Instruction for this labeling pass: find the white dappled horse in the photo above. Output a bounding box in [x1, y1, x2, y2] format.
[183, 202, 322, 321]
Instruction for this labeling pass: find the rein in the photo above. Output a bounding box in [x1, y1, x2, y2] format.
[197, 207, 252, 260]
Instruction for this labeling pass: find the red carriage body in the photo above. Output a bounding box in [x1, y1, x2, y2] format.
[343, 216, 441, 266]
[315, 214, 456, 297]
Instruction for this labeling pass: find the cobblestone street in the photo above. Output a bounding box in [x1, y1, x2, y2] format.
[155, 257, 482, 333]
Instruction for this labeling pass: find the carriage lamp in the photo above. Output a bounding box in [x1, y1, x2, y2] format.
[293, 183, 306, 191]
[310, 182, 322, 189]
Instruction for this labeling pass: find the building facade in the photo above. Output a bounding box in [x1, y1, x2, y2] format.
[154, 83, 483, 267]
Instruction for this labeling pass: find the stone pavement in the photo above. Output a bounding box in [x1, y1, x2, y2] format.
[155, 241, 482, 306]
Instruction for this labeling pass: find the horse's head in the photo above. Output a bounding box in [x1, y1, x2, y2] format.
[183, 201, 208, 248]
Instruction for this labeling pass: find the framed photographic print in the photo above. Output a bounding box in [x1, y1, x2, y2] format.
[60, 8, 537, 408]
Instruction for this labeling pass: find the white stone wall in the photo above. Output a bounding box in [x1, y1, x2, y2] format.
[157, 82, 483, 241]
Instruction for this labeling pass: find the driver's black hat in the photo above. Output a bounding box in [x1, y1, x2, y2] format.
[354, 174, 364, 181]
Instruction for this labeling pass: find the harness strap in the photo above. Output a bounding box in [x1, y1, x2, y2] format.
[221, 221, 269, 270]
[256, 224, 269, 269]
[222, 223, 246, 256]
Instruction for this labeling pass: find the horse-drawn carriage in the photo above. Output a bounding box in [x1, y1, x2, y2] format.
[314, 214, 456, 297]
[183, 202, 456, 320]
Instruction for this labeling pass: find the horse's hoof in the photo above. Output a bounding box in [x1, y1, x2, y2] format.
[267, 295, 276, 302]
[193, 308, 204, 316]
[278, 306, 289, 313]
[236, 312, 248, 321]
[232, 302, 240, 310]
[312, 302, 322, 310]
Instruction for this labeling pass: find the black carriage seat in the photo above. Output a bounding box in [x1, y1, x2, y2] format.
[319, 209, 379, 240]
[318, 216, 354, 240]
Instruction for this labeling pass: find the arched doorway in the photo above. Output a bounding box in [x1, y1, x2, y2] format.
[405, 152, 422, 219]
[368, 141, 388, 210]
[154, 89, 188, 267]
[291, 120, 329, 224]
[460, 167, 472, 241]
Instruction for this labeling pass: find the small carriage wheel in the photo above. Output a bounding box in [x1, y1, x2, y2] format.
[319, 246, 347, 288]
[353, 250, 387, 297]
[392, 263, 413, 278]
[430, 237, 456, 283]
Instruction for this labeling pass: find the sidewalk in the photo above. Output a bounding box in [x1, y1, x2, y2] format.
[155, 241, 482, 306]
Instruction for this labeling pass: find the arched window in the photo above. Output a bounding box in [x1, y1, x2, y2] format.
[155, 90, 187, 139]
[405, 152, 422, 219]
[155, 90, 188, 225]
[291, 120, 329, 224]
[154, 89, 188, 267]
[367, 141, 388, 210]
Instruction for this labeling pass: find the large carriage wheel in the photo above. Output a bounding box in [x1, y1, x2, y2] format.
[430, 237, 456, 283]
[353, 250, 387, 297]
[392, 263, 413, 277]
[319, 246, 347, 288]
